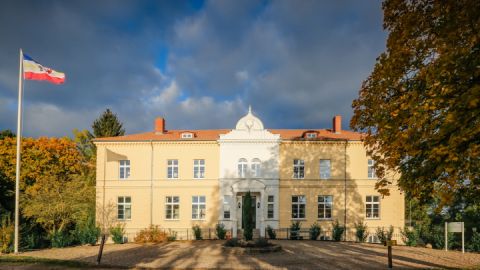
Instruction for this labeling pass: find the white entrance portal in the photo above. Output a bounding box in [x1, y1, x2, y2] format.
[218, 107, 280, 238]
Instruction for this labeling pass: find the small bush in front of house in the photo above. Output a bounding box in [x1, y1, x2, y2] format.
[375, 225, 394, 245]
[254, 237, 270, 247]
[192, 225, 202, 240]
[110, 224, 125, 244]
[468, 228, 480, 252]
[290, 221, 301, 240]
[75, 215, 100, 245]
[266, 225, 276, 239]
[332, 220, 345, 241]
[216, 223, 227, 240]
[134, 225, 167, 243]
[167, 230, 177, 241]
[355, 222, 369, 242]
[309, 222, 321, 240]
[49, 229, 73, 248]
[224, 237, 239, 247]
[400, 227, 418, 246]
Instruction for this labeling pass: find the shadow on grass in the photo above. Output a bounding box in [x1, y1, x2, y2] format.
[0, 255, 126, 269]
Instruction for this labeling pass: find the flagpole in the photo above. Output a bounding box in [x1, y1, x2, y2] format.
[14, 48, 24, 254]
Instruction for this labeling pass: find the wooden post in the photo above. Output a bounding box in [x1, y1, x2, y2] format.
[445, 222, 448, 251]
[461, 222, 465, 253]
[387, 245, 393, 269]
[97, 234, 106, 265]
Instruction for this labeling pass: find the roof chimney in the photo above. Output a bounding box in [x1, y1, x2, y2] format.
[333, 115, 342, 134]
[155, 117, 166, 134]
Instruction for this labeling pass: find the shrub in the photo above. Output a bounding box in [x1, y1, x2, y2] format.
[242, 192, 254, 241]
[224, 237, 239, 247]
[354, 222, 368, 242]
[110, 224, 125, 244]
[468, 228, 480, 252]
[192, 225, 202, 240]
[290, 221, 301, 240]
[309, 222, 321, 240]
[332, 220, 345, 241]
[49, 229, 72, 248]
[430, 226, 455, 249]
[375, 226, 394, 245]
[0, 216, 14, 253]
[266, 225, 276, 239]
[75, 216, 100, 245]
[255, 237, 270, 247]
[216, 223, 227, 240]
[400, 227, 418, 247]
[134, 225, 167, 243]
[167, 230, 177, 241]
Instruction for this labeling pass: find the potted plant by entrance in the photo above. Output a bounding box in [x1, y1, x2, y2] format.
[243, 191, 254, 241]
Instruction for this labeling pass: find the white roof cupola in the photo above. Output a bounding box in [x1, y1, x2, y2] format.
[235, 106, 264, 131]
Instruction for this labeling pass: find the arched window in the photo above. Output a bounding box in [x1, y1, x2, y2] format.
[238, 158, 247, 178]
[251, 158, 261, 178]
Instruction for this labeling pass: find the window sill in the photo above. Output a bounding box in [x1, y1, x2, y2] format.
[192, 219, 206, 221]
[291, 218, 307, 221]
[366, 218, 381, 220]
[117, 219, 131, 221]
[164, 219, 180, 221]
[317, 218, 333, 221]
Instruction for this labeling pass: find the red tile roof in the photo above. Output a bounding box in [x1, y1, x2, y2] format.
[93, 129, 363, 142]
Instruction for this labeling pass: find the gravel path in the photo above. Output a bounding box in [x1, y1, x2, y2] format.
[5, 240, 480, 269]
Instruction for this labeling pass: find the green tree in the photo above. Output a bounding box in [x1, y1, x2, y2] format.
[351, 0, 480, 205]
[0, 130, 14, 140]
[242, 191, 253, 241]
[92, 109, 125, 138]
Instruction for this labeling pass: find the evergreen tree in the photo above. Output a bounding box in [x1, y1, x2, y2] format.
[242, 191, 253, 241]
[92, 109, 125, 138]
[0, 130, 15, 140]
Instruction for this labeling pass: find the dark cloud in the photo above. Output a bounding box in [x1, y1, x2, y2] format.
[0, 0, 385, 137]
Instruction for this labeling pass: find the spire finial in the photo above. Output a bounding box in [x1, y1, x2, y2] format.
[248, 105, 252, 114]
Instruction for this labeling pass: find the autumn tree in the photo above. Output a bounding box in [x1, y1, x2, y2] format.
[351, 0, 480, 205]
[92, 108, 125, 138]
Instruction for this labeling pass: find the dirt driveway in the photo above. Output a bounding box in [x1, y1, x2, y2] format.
[6, 240, 480, 269]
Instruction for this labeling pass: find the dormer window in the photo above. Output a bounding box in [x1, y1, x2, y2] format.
[181, 132, 194, 139]
[306, 133, 317, 139]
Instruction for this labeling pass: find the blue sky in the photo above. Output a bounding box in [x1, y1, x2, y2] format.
[0, 0, 386, 137]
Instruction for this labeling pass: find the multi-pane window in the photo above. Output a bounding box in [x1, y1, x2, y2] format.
[119, 160, 130, 179]
[368, 159, 376, 179]
[193, 159, 205, 179]
[267, 195, 274, 219]
[223, 195, 231, 219]
[117, 196, 131, 220]
[192, 196, 206, 220]
[167, 159, 179, 179]
[318, 195, 333, 219]
[293, 159, 305, 179]
[291, 195, 306, 219]
[165, 196, 180, 219]
[306, 133, 317, 138]
[238, 158, 247, 178]
[366, 196, 380, 219]
[319, 159, 331, 179]
[251, 158, 261, 178]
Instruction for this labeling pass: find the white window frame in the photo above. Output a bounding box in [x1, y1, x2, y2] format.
[223, 195, 231, 219]
[291, 195, 306, 219]
[366, 195, 380, 219]
[117, 196, 131, 220]
[165, 196, 180, 220]
[267, 195, 274, 219]
[319, 159, 331, 179]
[368, 159, 376, 179]
[167, 159, 179, 179]
[238, 158, 248, 178]
[192, 196, 206, 220]
[293, 159, 305, 179]
[251, 158, 261, 178]
[318, 195, 333, 219]
[193, 159, 205, 179]
[119, 160, 130, 180]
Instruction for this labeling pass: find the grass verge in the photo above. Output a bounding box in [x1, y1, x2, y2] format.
[0, 255, 126, 269]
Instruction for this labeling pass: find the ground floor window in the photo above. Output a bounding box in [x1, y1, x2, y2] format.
[166, 196, 180, 219]
[267, 195, 274, 219]
[117, 196, 131, 220]
[192, 196, 206, 220]
[318, 195, 333, 219]
[292, 195, 306, 219]
[366, 195, 380, 219]
[223, 195, 231, 219]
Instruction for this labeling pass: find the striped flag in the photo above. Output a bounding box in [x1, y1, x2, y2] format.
[23, 54, 65, 84]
